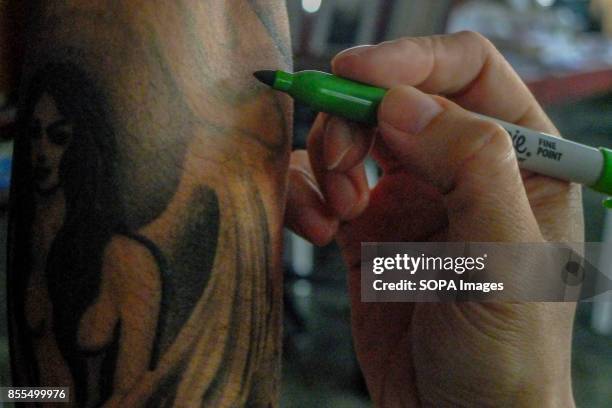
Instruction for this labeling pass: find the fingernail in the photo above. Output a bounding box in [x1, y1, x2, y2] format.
[379, 87, 443, 134]
[324, 118, 354, 170]
[336, 45, 374, 58]
[332, 45, 374, 71]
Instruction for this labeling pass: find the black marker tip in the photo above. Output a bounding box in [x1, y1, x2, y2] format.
[253, 70, 276, 87]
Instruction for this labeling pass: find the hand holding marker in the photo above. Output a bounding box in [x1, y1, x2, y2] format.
[254, 70, 612, 207]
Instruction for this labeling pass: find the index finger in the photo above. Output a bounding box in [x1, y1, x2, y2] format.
[331, 31, 555, 132]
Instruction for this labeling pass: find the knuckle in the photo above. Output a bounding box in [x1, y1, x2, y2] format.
[480, 121, 510, 145]
[475, 120, 515, 159]
[395, 36, 418, 47]
[395, 36, 435, 61]
[450, 119, 512, 163]
[450, 119, 517, 185]
[455, 30, 495, 50]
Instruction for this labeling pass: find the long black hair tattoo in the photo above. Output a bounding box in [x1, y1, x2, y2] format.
[10, 61, 222, 407]
[13, 62, 123, 405]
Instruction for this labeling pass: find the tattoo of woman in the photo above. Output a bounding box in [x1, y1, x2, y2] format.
[12, 63, 221, 406]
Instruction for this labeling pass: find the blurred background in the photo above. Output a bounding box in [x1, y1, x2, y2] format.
[0, 0, 611, 407]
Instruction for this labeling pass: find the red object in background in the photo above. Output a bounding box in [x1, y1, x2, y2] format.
[528, 69, 612, 106]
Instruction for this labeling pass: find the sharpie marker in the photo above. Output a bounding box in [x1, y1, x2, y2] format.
[254, 70, 612, 208]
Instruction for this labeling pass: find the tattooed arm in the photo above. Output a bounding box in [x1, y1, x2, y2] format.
[8, 1, 292, 407]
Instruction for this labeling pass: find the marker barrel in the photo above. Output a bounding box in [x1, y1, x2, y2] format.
[264, 70, 612, 198]
[273, 70, 385, 125]
[474, 114, 605, 186]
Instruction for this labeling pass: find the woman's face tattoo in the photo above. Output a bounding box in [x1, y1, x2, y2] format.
[29, 93, 73, 196]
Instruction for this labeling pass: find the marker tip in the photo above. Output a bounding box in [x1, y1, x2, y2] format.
[253, 70, 276, 87]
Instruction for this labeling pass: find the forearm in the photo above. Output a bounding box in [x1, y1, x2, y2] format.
[8, 1, 292, 406]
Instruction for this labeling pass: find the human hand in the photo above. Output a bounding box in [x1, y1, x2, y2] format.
[285, 31, 581, 407]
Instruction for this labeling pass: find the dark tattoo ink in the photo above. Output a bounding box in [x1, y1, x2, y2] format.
[11, 61, 225, 407]
[12, 62, 124, 406]
[248, 0, 292, 66]
[153, 186, 220, 366]
[9, 1, 291, 406]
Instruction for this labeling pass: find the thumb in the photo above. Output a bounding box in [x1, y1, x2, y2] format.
[377, 85, 542, 242]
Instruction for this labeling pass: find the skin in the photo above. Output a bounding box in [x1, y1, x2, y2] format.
[25, 93, 75, 392]
[25, 90, 164, 405]
[79, 235, 161, 400]
[0, 3, 579, 407]
[285, 31, 581, 407]
[6, 1, 292, 407]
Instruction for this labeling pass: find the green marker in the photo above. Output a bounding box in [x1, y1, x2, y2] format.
[254, 69, 612, 206]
